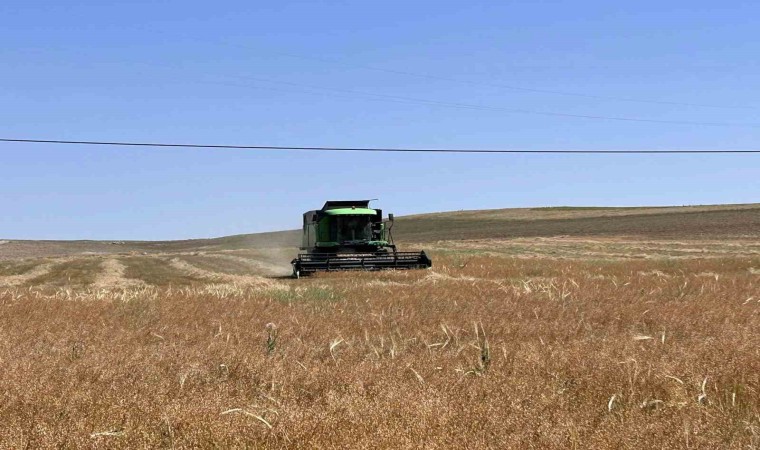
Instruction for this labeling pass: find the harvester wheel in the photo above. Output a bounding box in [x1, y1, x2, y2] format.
[293, 268, 300, 279]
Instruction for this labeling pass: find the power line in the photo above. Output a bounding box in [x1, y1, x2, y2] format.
[126, 63, 759, 128]
[1, 138, 758, 154]
[199, 74, 760, 128]
[143, 28, 752, 110]
[110, 58, 759, 128]
[15, 35, 758, 127]
[274, 52, 754, 110]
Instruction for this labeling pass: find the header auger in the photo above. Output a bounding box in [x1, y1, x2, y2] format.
[291, 200, 432, 278]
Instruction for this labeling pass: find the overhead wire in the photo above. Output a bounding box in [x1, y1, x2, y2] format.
[270, 52, 754, 110]
[115, 61, 760, 129]
[190, 73, 760, 128]
[19, 58, 754, 128]
[1, 138, 758, 153]
[141, 27, 753, 110]
[11, 29, 759, 127]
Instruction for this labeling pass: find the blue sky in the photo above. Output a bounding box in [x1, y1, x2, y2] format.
[1, 1, 758, 240]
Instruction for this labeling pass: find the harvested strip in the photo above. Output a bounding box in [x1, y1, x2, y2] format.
[0, 260, 43, 277]
[122, 257, 205, 286]
[0, 262, 53, 286]
[25, 258, 102, 287]
[93, 258, 147, 289]
[204, 253, 290, 276]
[179, 254, 269, 276]
[169, 258, 281, 288]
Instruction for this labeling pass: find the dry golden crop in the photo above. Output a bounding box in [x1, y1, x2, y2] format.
[0, 251, 758, 448]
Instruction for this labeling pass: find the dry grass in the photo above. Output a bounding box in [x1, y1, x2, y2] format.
[0, 260, 41, 277]
[0, 249, 757, 448]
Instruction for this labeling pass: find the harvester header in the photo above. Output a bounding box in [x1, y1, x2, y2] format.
[291, 200, 432, 277]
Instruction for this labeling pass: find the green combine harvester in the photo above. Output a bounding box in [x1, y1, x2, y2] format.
[291, 200, 432, 278]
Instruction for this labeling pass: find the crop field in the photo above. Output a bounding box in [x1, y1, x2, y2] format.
[1, 205, 759, 448]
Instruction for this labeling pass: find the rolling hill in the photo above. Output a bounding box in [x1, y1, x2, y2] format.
[2, 203, 758, 260]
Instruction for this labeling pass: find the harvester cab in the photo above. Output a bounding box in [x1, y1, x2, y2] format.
[291, 200, 432, 278]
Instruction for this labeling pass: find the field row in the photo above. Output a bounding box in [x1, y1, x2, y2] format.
[0, 251, 292, 289]
[4, 237, 759, 289]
